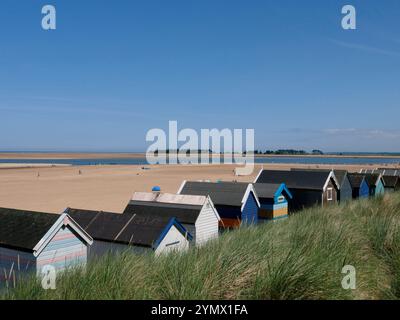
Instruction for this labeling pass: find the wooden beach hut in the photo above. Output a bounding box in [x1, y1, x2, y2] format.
[291, 169, 352, 202]
[65, 208, 192, 257]
[364, 173, 385, 196]
[177, 181, 260, 228]
[347, 173, 370, 199]
[0, 208, 93, 284]
[253, 183, 292, 221]
[254, 169, 339, 212]
[382, 175, 400, 193]
[332, 170, 352, 202]
[124, 192, 220, 246]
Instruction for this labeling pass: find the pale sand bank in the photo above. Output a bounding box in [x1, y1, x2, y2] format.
[0, 163, 394, 214]
[0, 163, 71, 169]
[0, 153, 146, 160]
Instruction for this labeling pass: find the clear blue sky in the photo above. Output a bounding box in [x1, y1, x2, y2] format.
[0, 0, 399, 152]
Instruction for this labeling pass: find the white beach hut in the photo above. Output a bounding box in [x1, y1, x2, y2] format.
[124, 192, 221, 246]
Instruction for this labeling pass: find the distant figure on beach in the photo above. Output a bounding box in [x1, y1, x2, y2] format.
[37, 171, 40, 178]
[78, 170, 82, 175]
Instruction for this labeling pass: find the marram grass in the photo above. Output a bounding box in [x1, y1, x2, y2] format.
[3, 192, 400, 300]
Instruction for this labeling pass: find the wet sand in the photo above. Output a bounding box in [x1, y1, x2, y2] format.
[0, 163, 390, 214]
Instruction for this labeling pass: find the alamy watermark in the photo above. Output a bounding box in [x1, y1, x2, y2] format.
[41, 5, 56, 30]
[341, 265, 356, 290]
[342, 5, 356, 30]
[146, 121, 255, 176]
[39, 4, 356, 31]
[41, 265, 56, 290]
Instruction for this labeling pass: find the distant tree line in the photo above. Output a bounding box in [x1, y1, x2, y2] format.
[252, 149, 324, 155]
[151, 149, 324, 155]
[152, 149, 213, 155]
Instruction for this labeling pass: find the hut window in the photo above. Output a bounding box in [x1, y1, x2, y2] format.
[277, 195, 285, 203]
[327, 188, 333, 201]
[166, 241, 180, 247]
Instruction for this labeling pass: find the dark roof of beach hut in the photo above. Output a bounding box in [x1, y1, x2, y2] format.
[0, 208, 92, 253]
[360, 169, 377, 174]
[124, 201, 203, 225]
[255, 170, 337, 191]
[178, 181, 253, 207]
[377, 168, 400, 176]
[291, 168, 348, 187]
[66, 208, 191, 247]
[382, 175, 399, 188]
[0, 208, 60, 251]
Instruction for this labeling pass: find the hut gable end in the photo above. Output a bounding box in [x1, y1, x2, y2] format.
[194, 198, 220, 245]
[36, 225, 88, 273]
[154, 224, 190, 256]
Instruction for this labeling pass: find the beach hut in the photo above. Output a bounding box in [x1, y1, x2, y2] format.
[364, 173, 385, 196]
[347, 173, 370, 199]
[177, 181, 260, 228]
[65, 208, 192, 257]
[254, 169, 339, 212]
[332, 170, 352, 202]
[382, 175, 400, 193]
[124, 192, 220, 246]
[291, 169, 352, 202]
[0, 208, 93, 284]
[253, 183, 292, 221]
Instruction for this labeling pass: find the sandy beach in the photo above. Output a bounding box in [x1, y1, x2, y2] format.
[0, 162, 393, 214]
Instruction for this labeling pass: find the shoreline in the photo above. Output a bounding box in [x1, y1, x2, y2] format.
[0, 152, 400, 160]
